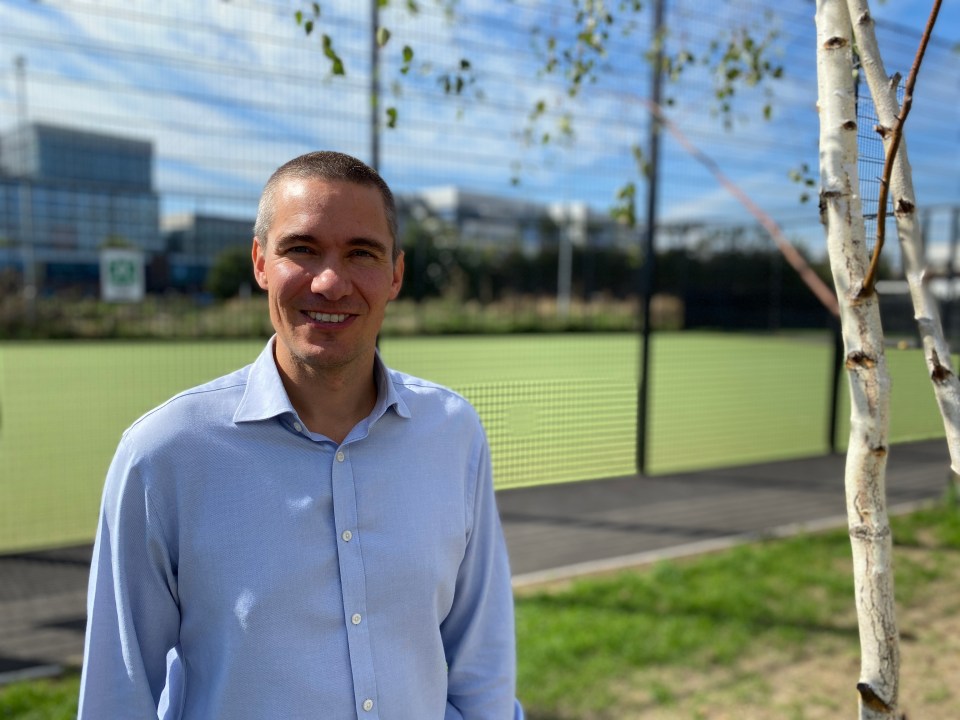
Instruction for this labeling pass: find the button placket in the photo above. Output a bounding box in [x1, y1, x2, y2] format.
[330, 442, 378, 716]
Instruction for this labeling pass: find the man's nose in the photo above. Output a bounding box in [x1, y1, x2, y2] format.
[311, 264, 351, 300]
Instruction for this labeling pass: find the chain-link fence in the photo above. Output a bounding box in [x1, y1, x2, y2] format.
[0, 0, 958, 551]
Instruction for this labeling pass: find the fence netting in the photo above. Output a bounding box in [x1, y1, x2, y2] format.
[0, 0, 958, 551]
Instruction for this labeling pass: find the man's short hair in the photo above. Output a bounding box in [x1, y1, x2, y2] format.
[254, 151, 400, 260]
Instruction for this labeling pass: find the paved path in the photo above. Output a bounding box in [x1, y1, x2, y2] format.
[503, 439, 952, 585]
[0, 439, 952, 682]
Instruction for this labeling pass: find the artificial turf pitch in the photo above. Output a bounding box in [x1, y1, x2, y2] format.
[0, 332, 945, 552]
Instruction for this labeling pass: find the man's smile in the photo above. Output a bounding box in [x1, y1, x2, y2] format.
[304, 311, 350, 324]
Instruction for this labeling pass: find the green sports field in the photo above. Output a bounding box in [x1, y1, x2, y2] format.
[0, 332, 948, 552]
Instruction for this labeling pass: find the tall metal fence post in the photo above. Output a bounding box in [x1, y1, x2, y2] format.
[636, 0, 666, 476]
[372, 0, 382, 350]
[370, 0, 381, 172]
[15, 55, 38, 325]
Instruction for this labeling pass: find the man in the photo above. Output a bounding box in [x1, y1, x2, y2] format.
[80, 151, 523, 719]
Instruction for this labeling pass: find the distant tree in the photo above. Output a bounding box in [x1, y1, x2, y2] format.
[207, 245, 257, 299]
[99, 234, 135, 249]
[399, 216, 449, 301]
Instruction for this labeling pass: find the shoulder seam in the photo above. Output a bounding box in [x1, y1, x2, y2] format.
[127, 379, 248, 431]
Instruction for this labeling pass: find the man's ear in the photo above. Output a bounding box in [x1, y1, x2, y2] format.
[389, 250, 405, 301]
[252, 238, 268, 290]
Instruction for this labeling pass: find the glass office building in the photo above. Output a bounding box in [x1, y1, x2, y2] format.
[0, 123, 159, 291]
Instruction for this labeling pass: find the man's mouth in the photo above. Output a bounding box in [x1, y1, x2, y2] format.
[305, 311, 349, 323]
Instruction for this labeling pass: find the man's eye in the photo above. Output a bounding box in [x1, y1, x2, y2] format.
[288, 246, 312, 254]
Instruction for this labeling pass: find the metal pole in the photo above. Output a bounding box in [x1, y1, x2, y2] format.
[15, 55, 37, 323]
[557, 207, 572, 320]
[370, 0, 381, 172]
[371, 1, 382, 348]
[636, 0, 666, 475]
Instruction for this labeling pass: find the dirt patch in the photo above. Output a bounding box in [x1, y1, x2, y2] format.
[606, 560, 960, 718]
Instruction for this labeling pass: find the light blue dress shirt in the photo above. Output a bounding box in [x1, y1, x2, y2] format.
[80, 338, 522, 719]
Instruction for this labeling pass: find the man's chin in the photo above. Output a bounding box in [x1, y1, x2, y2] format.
[291, 344, 370, 374]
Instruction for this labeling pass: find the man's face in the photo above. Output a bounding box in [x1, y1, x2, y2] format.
[252, 177, 404, 380]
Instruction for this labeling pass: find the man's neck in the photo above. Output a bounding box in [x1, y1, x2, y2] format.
[276, 355, 378, 444]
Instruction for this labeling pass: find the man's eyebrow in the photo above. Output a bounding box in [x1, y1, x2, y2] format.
[272, 234, 389, 254]
[274, 233, 315, 247]
[348, 237, 390, 254]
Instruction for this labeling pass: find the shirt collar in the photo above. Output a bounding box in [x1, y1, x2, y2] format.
[372, 349, 412, 421]
[233, 336, 411, 425]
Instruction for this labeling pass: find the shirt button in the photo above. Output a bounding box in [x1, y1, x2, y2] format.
[362, 699, 374, 712]
[351, 613, 362, 625]
[293, 422, 302, 433]
[336, 451, 345, 462]
[341, 530, 353, 542]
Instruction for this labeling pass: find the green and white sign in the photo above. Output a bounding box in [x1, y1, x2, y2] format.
[100, 248, 145, 302]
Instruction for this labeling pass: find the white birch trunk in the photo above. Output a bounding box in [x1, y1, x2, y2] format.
[815, 1, 900, 717]
[847, 0, 960, 477]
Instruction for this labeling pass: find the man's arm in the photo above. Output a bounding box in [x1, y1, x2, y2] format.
[441, 433, 524, 720]
[79, 436, 181, 718]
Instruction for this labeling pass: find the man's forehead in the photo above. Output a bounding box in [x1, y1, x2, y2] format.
[267, 177, 390, 241]
[277, 175, 375, 199]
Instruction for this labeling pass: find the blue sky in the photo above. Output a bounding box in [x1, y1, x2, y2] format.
[0, 0, 957, 260]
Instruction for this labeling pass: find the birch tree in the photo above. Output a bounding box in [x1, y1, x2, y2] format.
[847, 0, 960, 481]
[816, 0, 943, 717]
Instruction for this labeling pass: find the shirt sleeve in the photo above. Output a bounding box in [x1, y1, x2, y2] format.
[442, 429, 524, 720]
[78, 435, 181, 719]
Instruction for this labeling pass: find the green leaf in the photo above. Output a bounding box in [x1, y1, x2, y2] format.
[322, 34, 345, 75]
[386, 107, 398, 128]
[295, 10, 303, 24]
[403, 45, 414, 63]
[304, 19, 314, 35]
[376, 26, 391, 47]
[617, 182, 636, 200]
[311, 2, 320, 15]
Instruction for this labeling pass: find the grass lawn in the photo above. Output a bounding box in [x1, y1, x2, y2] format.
[514, 500, 960, 719]
[0, 332, 947, 551]
[5, 501, 959, 719]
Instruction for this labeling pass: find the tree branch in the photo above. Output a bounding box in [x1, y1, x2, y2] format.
[861, 0, 942, 295]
